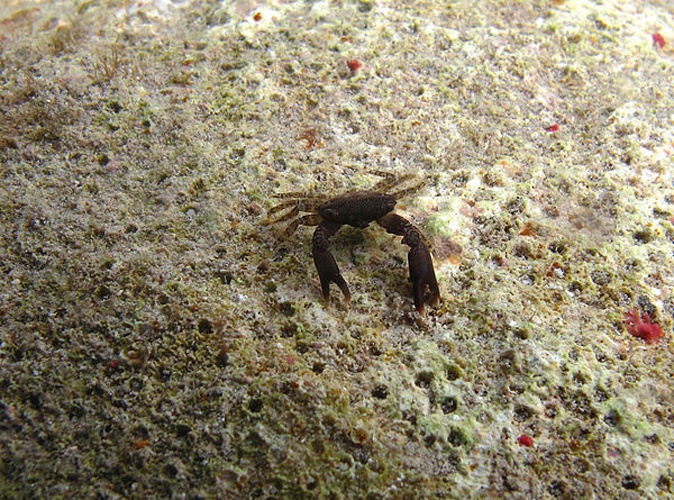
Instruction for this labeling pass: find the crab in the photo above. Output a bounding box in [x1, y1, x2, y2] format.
[267, 171, 440, 314]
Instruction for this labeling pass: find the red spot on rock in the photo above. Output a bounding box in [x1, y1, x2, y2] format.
[624, 308, 664, 344]
[346, 59, 362, 72]
[545, 123, 560, 132]
[652, 33, 665, 50]
[517, 434, 534, 447]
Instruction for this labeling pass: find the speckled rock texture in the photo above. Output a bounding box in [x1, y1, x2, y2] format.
[1, 0, 673, 497]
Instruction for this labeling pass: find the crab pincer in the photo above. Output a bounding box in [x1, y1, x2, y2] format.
[312, 222, 351, 304]
[377, 213, 440, 314]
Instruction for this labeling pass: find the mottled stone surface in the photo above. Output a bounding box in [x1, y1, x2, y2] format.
[1, 0, 673, 497]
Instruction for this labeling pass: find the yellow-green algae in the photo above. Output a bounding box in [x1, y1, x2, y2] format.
[1, 0, 673, 497]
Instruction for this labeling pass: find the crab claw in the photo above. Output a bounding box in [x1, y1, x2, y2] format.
[312, 223, 351, 304]
[404, 230, 440, 314]
[378, 213, 440, 314]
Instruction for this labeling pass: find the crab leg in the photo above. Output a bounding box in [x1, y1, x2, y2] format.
[371, 170, 417, 193]
[265, 204, 299, 224]
[377, 213, 440, 314]
[282, 214, 321, 239]
[312, 221, 351, 304]
[267, 197, 323, 218]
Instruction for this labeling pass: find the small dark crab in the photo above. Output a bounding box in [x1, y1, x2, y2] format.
[267, 171, 440, 314]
